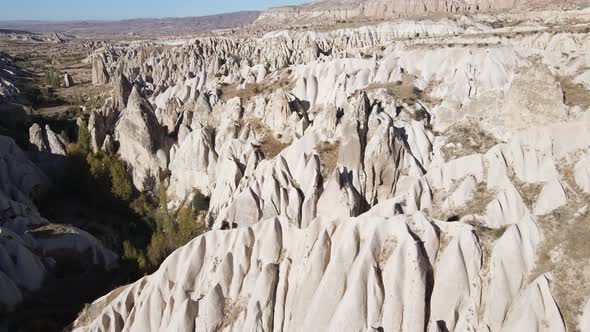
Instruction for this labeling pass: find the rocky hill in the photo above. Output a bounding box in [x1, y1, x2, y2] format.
[67, 6, 590, 332]
[255, 0, 587, 25]
[0, 11, 261, 38]
[1, 3, 590, 332]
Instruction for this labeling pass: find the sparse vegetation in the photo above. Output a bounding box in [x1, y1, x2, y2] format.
[14, 54, 32, 68]
[363, 74, 441, 107]
[456, 184, 497, 218]
[316, 140, 340, 180]
[433, 180, 497, 221]
[247, 118, 291, 159]
[377, 238, 397, 268]
[138, 189, 209, 273]
[220, 77, 293, 102]
[530, 199, 590, 331]
[360, 51, 373, 59]
[363, 80, 422, 105]
[410, 106, 431, 126]
[42, 69, 63, 89]
[61, 121, 209, 275]
[508, 167, 544, 209]
[220, 83, 262, 101]
[222, 298, 245, 329]
[523, 155, 590, 331]
[558, 75, 590, 109]
[441, 123, 500, 161]
[192, 189, 211, 212]
[489, 19, 522, 29]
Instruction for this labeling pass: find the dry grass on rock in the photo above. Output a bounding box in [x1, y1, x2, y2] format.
[558, 75, 590, 109]
[222, 298, 245, 329]
[508, 168, 544, 210]
[530, 199, 590, 332]
[316, 140, 340, 180]
[432, 181, 496, 222]
[363, 74, 441, 108]
[28, 223, 77, 238]
[528, 156, 590, 331]
[220, 77, 294, 102]
[441, 123, 500, 161]
[246, 118, 291, 159]
[364, 81, 422, 104]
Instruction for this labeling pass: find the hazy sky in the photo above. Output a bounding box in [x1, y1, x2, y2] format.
[0, 0, 310, 21]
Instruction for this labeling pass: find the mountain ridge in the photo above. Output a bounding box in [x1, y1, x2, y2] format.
[255, 0, 587, 25]
[0, 11, 261, 38]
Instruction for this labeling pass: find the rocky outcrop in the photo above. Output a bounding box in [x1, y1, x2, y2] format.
[73, 209, 567, 332]
[29, 123, 67, 156]
[168, 127, 217, 199]
[64, 73, 74, 88]
[0, 52, 25, 101]
[111, 70, 132, 112]
[74, 215, 431, 332]
[89, 106, 119, 154]
[74, 9, 590, 331]
[0, 135, 117, 310]
[91, 54, 110, 85]
[115, 86, 168, 192]
[256, 0, 580, 26]
[482, 216, 543, 330]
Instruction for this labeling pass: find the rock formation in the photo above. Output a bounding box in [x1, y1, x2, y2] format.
[64, 73, 74, 87]
[255, 0, 583, 26]
[111, 70, 132, 112]
[3, 4, 588, 332]
[0, 136, 117, 310]
[115, 86, 169, 191]
[92, 54, 110, 85]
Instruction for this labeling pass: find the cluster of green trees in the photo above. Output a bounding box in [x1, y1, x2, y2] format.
[42, 69, 62, 89]
[123, 187, 209, 274]
[14, 54, 33, 68]
[67, 120, 210, 276]
[65, 121, 132, 206]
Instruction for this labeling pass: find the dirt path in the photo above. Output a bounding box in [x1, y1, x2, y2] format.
[36, 104, 73, 116]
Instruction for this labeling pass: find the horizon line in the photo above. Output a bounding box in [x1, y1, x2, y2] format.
[0, 10, 264, 24]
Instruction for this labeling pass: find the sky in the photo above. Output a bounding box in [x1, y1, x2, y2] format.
[0, 0, 310, 21]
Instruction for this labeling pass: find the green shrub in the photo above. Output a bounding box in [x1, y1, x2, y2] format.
[177, 207, 207, 243]
[110, 158, 132, 201]
[14, 54, 32, 68]
[61, 143, 208, 275]
[76, 121, 91, 155]
[42, 69, 62, 88]
[143, 204, 208, 273]
[146, 232, 170, 268]
[130, 194, 155, 217]
[192, 190, 210, 213]
[494, 227, 507, 239]
[411, 107, 430, 123]
[159, 182, 168, 212]
[123, 240, 147, 272]
[64, 137, 133, 209]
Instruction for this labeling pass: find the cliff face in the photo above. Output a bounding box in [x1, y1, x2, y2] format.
[67, 5, 590, 331]
[255, 1, 360, 25]
[255, 0, 580, 25]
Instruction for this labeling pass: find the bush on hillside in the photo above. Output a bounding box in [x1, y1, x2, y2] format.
[192, 189, 210, 213]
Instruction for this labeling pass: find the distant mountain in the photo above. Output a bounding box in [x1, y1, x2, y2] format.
[0, 11, 261, 38]
[255, 0, 587, 25]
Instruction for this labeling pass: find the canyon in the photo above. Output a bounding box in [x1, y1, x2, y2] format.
[1, 1, 590, 331]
